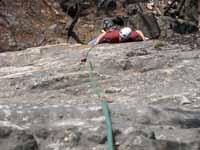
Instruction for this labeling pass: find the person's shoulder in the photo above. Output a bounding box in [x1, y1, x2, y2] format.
[131, 31, 140, 39]
[131, 31, 139, 34]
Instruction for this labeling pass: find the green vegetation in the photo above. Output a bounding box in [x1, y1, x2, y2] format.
[153, 40, 166, 49]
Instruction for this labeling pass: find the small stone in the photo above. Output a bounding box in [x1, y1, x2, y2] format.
[148, 131, 156, 140]
[48, 24, 57, 32]
[64, 137, 69, 142]
[35, 128, 49, 139]
[123, 127, 134, 135]
[105, 87, 121, 94]
[180, 96, 191, 105]
[0, 127, 12, 138]
[64, 130, 81, 148]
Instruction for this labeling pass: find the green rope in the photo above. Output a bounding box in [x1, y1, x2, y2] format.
[101, 99, 114, 150]
[88, 61, 114, 150]
[88, 61, 101, 98]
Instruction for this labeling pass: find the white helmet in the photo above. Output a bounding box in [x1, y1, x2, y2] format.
[119, 27, 132, 39]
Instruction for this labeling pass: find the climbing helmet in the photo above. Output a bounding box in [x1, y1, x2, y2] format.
[119, 27, 132, 39]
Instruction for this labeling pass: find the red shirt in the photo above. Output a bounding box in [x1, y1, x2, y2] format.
[99, 30, 141, 43]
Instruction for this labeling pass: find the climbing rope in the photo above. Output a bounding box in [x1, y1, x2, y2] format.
[83, 43, 151, 150]
[86, 48, 115, 150]
[81, 40, 154, 150]
[80, 45, 96, 62]
[101, 99, 114, 150]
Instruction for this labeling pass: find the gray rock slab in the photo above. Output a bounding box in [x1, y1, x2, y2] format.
[0, 42, 200, 149]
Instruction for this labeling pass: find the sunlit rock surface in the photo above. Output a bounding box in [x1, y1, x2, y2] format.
[0, 42, 200, 149]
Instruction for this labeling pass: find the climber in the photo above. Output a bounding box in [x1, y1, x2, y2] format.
[88, 18, 122, 45]
[88, 27, 149, 46]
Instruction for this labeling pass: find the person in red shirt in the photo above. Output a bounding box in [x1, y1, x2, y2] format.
[88, 27, 149, 46]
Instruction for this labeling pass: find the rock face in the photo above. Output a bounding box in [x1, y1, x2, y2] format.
[0, 41, 200, 149]
[1, 0, 199, 53]
[0, 0, 68, 52]
[0, 0, 125, 52]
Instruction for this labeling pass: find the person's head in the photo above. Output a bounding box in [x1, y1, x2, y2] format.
[119, 27, 132, 40]
[103, 19, 114, 31]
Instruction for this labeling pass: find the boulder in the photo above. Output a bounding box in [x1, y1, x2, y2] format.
[128, 12, 161, 39]
[157, 16, 198, 38]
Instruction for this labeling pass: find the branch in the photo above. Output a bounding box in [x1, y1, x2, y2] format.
[177, 0, 186, 16]
[164, 0, 178, 16]
[66, 1, 83, 43]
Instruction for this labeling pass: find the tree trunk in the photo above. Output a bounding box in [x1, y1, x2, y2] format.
[198, 0, 200, 29]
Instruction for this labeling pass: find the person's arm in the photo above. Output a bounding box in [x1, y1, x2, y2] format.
[135, 30, 149, 41]
[94, 32, 107, 45]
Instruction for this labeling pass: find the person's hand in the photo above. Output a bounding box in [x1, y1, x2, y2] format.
[144, 37, 150, 41]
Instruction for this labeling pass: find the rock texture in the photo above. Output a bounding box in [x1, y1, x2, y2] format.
[0, 41, 200, 149]
[1, 0, 199, 52]
[0, 0, 126, 52]
[0, 0, 68, 52]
